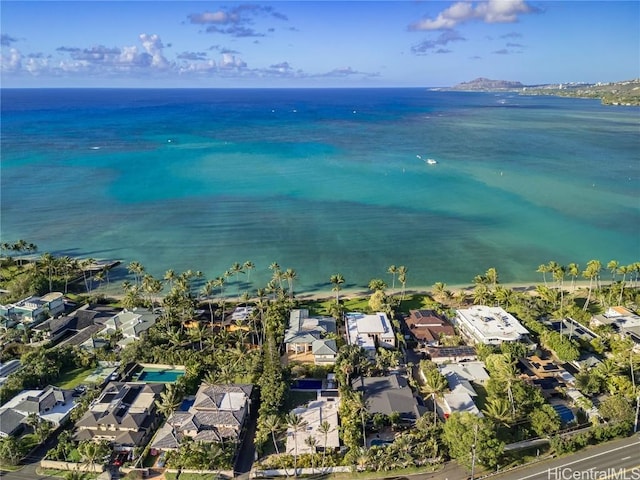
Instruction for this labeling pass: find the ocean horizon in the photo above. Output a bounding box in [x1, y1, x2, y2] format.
[1, 88, 638, 294]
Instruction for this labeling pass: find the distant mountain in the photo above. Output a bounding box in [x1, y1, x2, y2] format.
[445, 77, 640, 105]
[450, 77, 525, 91]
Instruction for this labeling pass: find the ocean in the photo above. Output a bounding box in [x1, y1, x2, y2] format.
[1, 88, 638, 294]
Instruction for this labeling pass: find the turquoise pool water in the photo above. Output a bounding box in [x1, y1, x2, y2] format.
[137, 368, 184, 383]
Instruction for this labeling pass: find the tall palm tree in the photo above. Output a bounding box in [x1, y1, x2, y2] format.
[607, 260, 620, 284]
[286, 413, 308, 477]
[244, 260, 255, 287]
[567, 262, 580, 292]
[485, 267, 499, 290]
[387, 265, 398, 291]
[264, 414, 283, 455]
[397, 265, 408, 300]
[127, 261, 145, 287]
[283, 268, 297, 299]
[40, 253, 57, 292]
[318, 420, 332, 469]
[305, 436, 318, 469]
[330, 273, 345, 304]
[582, 259, 602, 311]
[420, 368, 448, 422]
[537, 264, 549, 287]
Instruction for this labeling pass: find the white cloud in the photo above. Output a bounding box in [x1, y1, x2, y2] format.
[410, 0, 538, 31]
[1, 48, 22, 71]
[139, 33, 169, 69]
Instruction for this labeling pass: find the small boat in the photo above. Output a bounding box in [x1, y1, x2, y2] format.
[426, 158, 437, 165]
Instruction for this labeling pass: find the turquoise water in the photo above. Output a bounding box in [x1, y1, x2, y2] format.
[138, 368, 185, 383]
[1, 89, 638, 292]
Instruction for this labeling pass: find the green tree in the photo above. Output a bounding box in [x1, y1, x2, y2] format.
[529, 404, 561, 437]
[442, 413, 504, 470]
[420, 366, 448, 422]
[330, 273, 345, 305]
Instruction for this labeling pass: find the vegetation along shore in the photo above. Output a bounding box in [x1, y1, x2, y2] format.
[1, 240, 639, 479]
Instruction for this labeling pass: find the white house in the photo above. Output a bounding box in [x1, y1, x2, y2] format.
[286, 396, 340, 455]
[345, 312, 395, 356]
[453, 306, 529, 345]
[0, 292, 65, 324]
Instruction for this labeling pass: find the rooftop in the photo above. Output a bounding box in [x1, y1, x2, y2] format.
[455, 306, 529, 344]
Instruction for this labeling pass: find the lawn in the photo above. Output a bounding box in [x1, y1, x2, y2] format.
[55, 365, 94, 389]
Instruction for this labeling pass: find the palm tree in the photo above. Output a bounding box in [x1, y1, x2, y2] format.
[432, 282, 447, 302]
[387, 265, 398, 291]
[128, 261, 145, 287]
[350, 391, 369, 448]
[420, 368, 448, 422]
[368, 278, 387, 292]
[318, 420, 332, 469]
[286, 412, 308, 477]
[330, 273, 345, 304]
[200, 279, 216, 331]
[483, 397, 513, 427]
[552, 264, 566, 313]
[283, 268, 297, 299]
[537, 264, 549, 286]
[397, 265, 408, 300]
[39, 252, 57, 292]
[473, 283, 491, 305]
[607, 260, 620, 283]
[582, 259, 602, 311]
[305, 435, 318, 469]
[155, 383, 183, 419]
[264, 414, 283, 455]
[244, 260, 255, 286]
[485, 267, 499, 290]
[567, 262, 580, 292]
[618, 264, 630, 305]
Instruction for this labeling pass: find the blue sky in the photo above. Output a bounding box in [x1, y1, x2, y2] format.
[1, 1, 638, 88]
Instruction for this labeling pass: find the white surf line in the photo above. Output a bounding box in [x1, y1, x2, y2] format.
[516, 440, 640, 480]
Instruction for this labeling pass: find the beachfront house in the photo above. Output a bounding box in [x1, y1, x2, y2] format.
[591, 306, 640, 349]
[405, 309, 456, 347]
[83, 308, 159, 349]
[345, 312, 395, 358]
[453, 305, 529, 345]
[284, 309, 338, 364]
[0, 292, 65, 324]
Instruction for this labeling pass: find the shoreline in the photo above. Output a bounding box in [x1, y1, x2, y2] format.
[92, 280, 601, 305]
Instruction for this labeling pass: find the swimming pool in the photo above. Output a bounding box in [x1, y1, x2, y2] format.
[137, 368, 184, 383]
[292, 379, 323, 390]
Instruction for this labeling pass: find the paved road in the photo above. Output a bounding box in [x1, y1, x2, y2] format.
[489, 434, 640, 480]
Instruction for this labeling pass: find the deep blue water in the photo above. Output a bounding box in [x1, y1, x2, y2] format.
[1, 88, 638, 293]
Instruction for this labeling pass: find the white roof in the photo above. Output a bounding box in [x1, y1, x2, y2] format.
[456, 306, 529, 343]
[439, 362, 489, 383]
[443, 391, 483, 417]
[286, 398, 340, 455]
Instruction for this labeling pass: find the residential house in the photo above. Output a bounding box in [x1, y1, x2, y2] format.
[351, 374, 425, 425]
[284, 309, 337, 364]
[82, 308, 159, 349]
[0, 292, 65, 324]
[33, 304, 113, 347]
[286, 394, 340, 455]
[591, 306, 640, 348]
[426, 346, 477, 364]
[74, 382, 164, 451]
[345, 312, 395, 357]
[0, 385, 75, 437]
[437, 362, 488, 419]
[406, 310, 455, 347]
[453, 305, 530, 345]
[151, 383, 253, 451]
